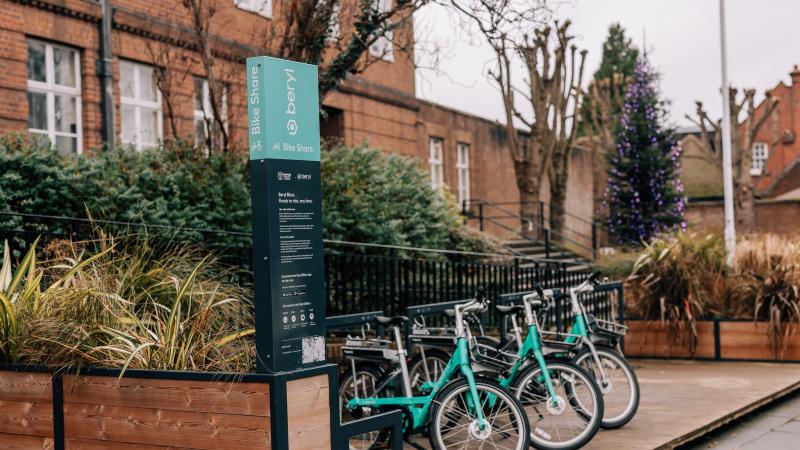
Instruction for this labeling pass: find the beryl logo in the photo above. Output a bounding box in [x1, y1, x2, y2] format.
[285, 68, 297, 135]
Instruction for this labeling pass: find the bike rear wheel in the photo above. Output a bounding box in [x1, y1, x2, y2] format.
[339, 364, 390, 449]
[574, 346, 639, 429]
[429, 378, 530, 450]
[513, 360, 603, 450]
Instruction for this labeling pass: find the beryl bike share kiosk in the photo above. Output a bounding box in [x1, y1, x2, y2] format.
[247, 55, 333, 449]
[247, 55, 402, 450]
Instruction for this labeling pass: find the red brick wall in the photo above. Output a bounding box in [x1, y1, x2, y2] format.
[685, 199, 800, 235]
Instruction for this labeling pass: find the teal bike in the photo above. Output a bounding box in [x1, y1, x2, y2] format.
[412, 288, 605, 450]
[342, 292, 530, 450]
[493, 274, 639, 429]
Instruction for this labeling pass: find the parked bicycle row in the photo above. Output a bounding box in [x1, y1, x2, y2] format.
[335, 272, 640, 450]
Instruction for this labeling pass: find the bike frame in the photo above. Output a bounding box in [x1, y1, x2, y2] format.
[346, 301, 490, 433]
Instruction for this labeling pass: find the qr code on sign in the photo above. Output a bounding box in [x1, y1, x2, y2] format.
[302, 335, 326, 364]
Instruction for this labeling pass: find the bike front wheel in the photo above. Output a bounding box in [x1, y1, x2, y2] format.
[513, 361, 603, 450]
[574, 346, 640, 429]
[429, 378, 530, 450]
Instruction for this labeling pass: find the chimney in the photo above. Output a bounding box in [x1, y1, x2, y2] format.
[792, 65, 800, 85]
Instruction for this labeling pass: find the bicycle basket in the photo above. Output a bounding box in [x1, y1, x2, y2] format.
[538, 330, 583, 353]
[342, 338, 399, 363]
[471, 342, 519, 372]
[588, 315, 628, 337]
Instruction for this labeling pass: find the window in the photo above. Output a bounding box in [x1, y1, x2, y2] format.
[235, 0, 272, 18]
[26, 39, 82, 155]
[429, 137, 444, 190]
[120, 61, 162, 150]
[456, 142, 470, 207]
[751, 142, 769, 176]
[368, 0, 394, 62]
[193, 77, 228, 151]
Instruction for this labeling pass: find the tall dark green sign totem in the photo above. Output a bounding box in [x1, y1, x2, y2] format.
[246, 56, 326, 373]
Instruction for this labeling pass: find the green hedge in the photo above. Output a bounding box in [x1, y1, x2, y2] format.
[0, 134, 490, 252]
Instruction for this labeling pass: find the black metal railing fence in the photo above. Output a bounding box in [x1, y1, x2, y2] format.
[0, 211, 594, 321]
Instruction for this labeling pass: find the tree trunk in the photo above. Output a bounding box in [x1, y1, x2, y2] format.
[736, 183, 756, 233]
[549, 172, 566, 237]
[514, 160, 542, 240]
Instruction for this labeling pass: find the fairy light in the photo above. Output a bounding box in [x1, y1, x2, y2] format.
[603, 57, 686, 246]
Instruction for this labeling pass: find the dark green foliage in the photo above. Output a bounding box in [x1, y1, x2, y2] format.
[0, 135, 490, 252]
[321, 144, 493, 253]
[593, 23, 639, 83]
[580, 24, 639, 135]
[604, 59, 685, 246]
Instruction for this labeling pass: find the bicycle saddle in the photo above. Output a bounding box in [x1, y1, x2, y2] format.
[374, 315, 409, 326]
[495, 304, 524, 314]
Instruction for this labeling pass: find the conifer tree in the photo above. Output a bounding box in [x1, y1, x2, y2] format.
[604, 58, 685, 245]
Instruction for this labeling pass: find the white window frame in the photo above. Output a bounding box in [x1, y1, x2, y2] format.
[369, 0, 394, 62]
[193, 77, 228, 150]
[429, 137, 444, 190]
[750, 142, 769, 176]
[26, 39, 83, 154]
[234, 0, 272, 18]
[456, 142, 471, 208]
[120, 60, 163, 150]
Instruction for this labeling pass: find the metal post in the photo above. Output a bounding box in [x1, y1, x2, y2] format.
[544, 229, 550, 258]
[538, 201, 545, 240]
[478, 203, 484, 231]
[591, 223, 598, 260]
[98, 0, 115, 147]
[719, 0, 737, 267]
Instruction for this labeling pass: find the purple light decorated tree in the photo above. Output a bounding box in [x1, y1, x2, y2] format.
[604, 57, 685, 246]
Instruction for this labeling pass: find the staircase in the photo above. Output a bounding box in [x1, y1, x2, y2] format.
[462, 199, 598, 272]
[503, 239, 592, 272]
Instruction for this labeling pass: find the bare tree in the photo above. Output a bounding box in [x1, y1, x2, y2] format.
[145, 40, 193, 142]
[252, 0, 426, 100]
[182, 0, 231, 153]
[450, 1, 585, 236]
[686, 88, 779, 233]
[516, 22, 586, 234]
[581, 74, 628, 214]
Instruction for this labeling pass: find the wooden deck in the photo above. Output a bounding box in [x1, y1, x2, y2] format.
[405, 359, 800, 449]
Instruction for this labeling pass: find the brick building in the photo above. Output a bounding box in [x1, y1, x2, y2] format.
[0, 0, 528, 238]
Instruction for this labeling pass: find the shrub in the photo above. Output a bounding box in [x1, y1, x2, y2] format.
[321, 144, 494, 254]
[731, 234, 800, 357]
[0, 235, 255, 372]
[0, 135, 492, 253]
[627, 233, 727, 355]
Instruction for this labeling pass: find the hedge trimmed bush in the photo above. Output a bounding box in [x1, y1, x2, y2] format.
[0, 134, 491, 252]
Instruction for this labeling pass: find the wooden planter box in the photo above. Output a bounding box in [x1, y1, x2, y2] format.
[624, 319, 800, 362]
[0, 366, 335, 450]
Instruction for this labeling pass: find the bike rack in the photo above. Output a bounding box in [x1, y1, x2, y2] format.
[327, 310, 386, 338]
[336, 410, 404, 450]
[327, 311, 405, 449]
[496, 281, 625, 349]
[404, 298, 488, 352]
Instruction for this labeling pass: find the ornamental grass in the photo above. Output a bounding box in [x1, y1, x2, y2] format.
[0, 234, 255, 373]
[627, 232, 800, 358]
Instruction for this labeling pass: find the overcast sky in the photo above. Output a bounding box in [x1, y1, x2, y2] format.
[415, 0, 800, 128]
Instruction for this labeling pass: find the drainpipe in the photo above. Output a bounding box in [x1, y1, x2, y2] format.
[97, 0, 115, 148]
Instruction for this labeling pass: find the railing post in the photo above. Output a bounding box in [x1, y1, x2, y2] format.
[478, 203, 484, 231]
[544, 229, 550, 258]
[591, 223, 597, 259]
[538, 201, 545, 240]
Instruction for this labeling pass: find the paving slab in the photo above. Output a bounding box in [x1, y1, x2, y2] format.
[398, 359, 800, 449]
